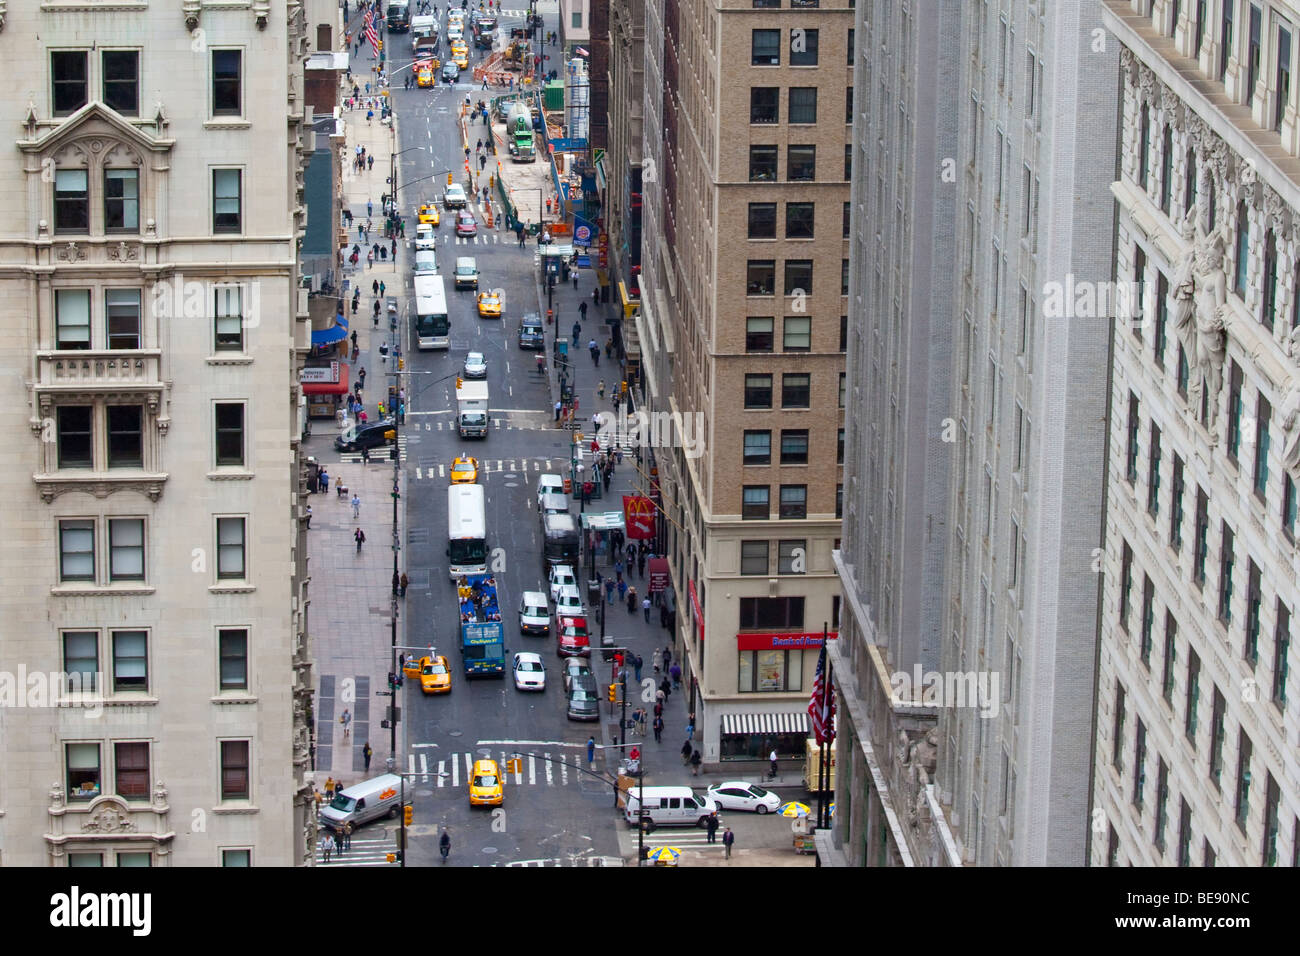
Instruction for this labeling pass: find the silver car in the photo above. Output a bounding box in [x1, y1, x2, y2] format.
[463, 350, 487, 378]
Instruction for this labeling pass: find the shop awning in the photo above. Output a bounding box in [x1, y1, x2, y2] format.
[302, 364, 350, 396]
[721, 711, 810, 737]
[580, 511, 626, 531]
[311, 322, 348, 346]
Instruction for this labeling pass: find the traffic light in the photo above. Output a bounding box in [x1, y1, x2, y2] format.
[403, 804, 414, 826]
[448, 172, 454, 185]
[398, 358, 405, 371]
[456, 376, 464, 389]
[608, 683, 617, 703]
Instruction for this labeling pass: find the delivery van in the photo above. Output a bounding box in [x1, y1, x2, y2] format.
[319, 773, 403, 830]
[623, 786, 717, 829]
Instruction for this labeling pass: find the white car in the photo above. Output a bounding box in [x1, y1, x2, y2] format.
[548, 565, 577, 602]
[414, 248, 438, 275]
[706, 781, 781, 814]
[554, 584, 584, 618]
[463, 351, 487, 379]
[414, 223, 436, 251]
[518, 591, 550, 635]
[537, 473, 565, 507]
[444, 183, 468, 209]
[512, 652, 546, 691]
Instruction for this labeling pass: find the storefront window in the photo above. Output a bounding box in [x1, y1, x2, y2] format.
[737, 649, 805, 692]
[719, 729, 806, 761]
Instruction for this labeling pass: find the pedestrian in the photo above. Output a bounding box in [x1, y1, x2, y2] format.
[685, 718, 694, 741]
[379, 280, 386, 298]
[589, 338, 599, 364]
[391, 238, 397, 259]
[324, 776, 337, 799]
[358, 367, 366, 389]
[351, 493, 361, 518]
[335, 830, 345, 856]
[769, 748, 778, 780]
[597, 379, 605, 399]
[660, 604, 669, 628]
[572, 320, 581, 345]
[305, 504, 313, 529]
[662, 646, 672, 671]
[363, 741, 373, 771]
[638, 553, 646, 577]
[653, 715, 664, 742]
[579, 300, 588, 322]
[706, 811, 718, 843]
[554, 400, 562, 421]
[399, 572, 409, 596]
[670, 661, 681, 688]
[652, 648, 661, 676]
[604, 577, 615, 604]
[655, 688, 665, 707]
[626, 586, 637, 614]
[633, 654, 643, 682]
[680, 739, 692, 765]
[586, 735, 596, 769]
[723, 827, 734, 859]
[355, 527, 366, 552]
[691, 749, 702, 776]
[604, 468, 612, 493]
[572, 270, 579, 290]
[343, 822, 353, 850]
[367, 108, 374, 124]
[660, 676, 671, 701]
[322, 832, 332, 862]
[617, 578, 627, 601]
[319, 468, 330, 494]
[361, 445, 371, 463]
[340, 708, 352, 738]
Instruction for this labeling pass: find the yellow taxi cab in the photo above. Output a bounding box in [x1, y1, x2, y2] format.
[476, 291, 502, 317]
[419, 655, 453, 694]
[449, 456, 479, 484]
[403, 654, 428, 680]
[469, 759, 504, 806]
[418, 202, 441, 227]
[415, 58, 438, 87]
[451, 42, 469, 69]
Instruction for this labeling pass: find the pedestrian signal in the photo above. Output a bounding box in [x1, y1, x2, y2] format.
[403, 804, 414, 826]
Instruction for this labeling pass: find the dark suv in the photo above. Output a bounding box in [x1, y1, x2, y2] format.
[334, 420, 396, 453]
[518, 313, 544, 350]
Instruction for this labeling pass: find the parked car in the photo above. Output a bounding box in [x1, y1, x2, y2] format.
[706, 781, 781, 814]
[512, 652, 546, 691]
[462, 350, 487, 379]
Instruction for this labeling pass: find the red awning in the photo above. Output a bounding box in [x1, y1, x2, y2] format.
[302, 364, 350, 395]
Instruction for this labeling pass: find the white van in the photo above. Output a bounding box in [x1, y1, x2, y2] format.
[319, 773, 403, 830]
[624, 786, 718, 829]
[518, 590, 550, 635]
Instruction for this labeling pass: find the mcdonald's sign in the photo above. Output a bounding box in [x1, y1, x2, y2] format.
[622, 495, 656, 540]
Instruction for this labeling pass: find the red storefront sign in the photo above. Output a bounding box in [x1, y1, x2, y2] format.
[622, 495, 656, 539]
[735, 632, 838, 651]
[688, 580, 704, 644]
[647, 557, 670, 593]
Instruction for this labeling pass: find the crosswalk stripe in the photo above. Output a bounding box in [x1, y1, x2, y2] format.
[451, 758, 459, 787]
[528, 754, 536, 785]
[437, 759, 447, 787]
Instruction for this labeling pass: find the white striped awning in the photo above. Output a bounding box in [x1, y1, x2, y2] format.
[721, 711, 810, 737]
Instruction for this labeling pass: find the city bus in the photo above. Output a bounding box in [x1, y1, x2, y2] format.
[414, 273, 450, 350]
[447, 484, 487, 579]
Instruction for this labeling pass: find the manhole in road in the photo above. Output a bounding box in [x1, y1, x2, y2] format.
[481, 846, 499, 855]
[447, 730, 464, 737]
[504, 482, 519, 487]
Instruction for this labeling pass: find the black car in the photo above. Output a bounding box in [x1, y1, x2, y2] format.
[334, 420, 396, 453]
[518, 313, 544, 350]
[441, 60, 460, 83]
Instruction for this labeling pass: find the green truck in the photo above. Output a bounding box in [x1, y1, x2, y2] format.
[506, 102, 536, 163]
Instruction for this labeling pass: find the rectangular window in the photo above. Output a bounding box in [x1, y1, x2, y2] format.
[785, 260, 813, 296]
[1185, 150, 1198, 215]
[1026, 51, 1037, 117]
[788, 145, 816, 181]
[1209, 686, 1226, 788]
[1140, 575, 1156, 666]
[102, 50, 140, 116]
[1154, 271, 1169, 367]
[839, 372, 846, 408]
[1227, 361, 1244, 462]
[1148, 422, 1162, 517]
[1234, 200, 1250, 296]
[1245, 558, 1262, 667]
[62, 630, 98, 691]
[844, 143, 852, 180]
[1285, 474, 1298, 542]
[1262, 230, 1278, 331]
[1262, 773, 1281, 865]
[777, 540, 806, 574]
[843, 202, 851, 239]
[106, 289, 142, 349]
[52, 51, 89, 115]
[751, 29, 781, 65]
[789, 87, 818, 124]
[841, 258, 850, 296]
[743, 430, 771, 465]
[1138, 106, 1150, 189]
[1009, 520, 1020, 589]
[1186, 649, 1201, 743]
[107, 405, 143, 468]
[835, 483, 843, 519]
[1194, 487, 1209, 587]
[746, 317, 774, 352]
[1155, 759, 1169, 852]
[1119, 541, 1134, 632]
[56, 289, 91, 350]
[738, 596, 805, 630]
[1220, 1, 1234, 81]
[781, 373, 811, 408]
[1160, 124, 1174, 213]
[1178, 797, 1193, 866]
[1177, 343, 1190, 397]
[780, 430, 809, 464]
[1234, 729, 1253, 831]
[837, 428, 844, 464]
[790, 28, 819, 66]
[213, 169, 242, 234]
[1218, 521, 1236, 624]
[847, 27, 855, 65]
[66, 742, 102, 800]
[108, 517, 145, 582]
[103, 168, 140, 233]
[1254, 394, 1271, 499]
[216, 516, 247, 580]
[214, 285, 244, 351]
[839, 315, 848, 351]
[742, 486, 770, 520]
[748, 202, 777, 239]
[1277, 27, 1292, 131]
[750, 87, 779, 124]
[59, 520, 95, 582]
[746, 260, 776, 296]
[1133, 244, 1147, 333]
[111, 629, 148, 692]
[783, 317, 811, 351]
[1162, 613, 1178, 704]
[749, 145, 778, 182]
[1274, 602, 1291, 711]
[737, 650, 805, 692]
[1112, 684, 1127, 771]
[220, 740, 250, 800]
[1247, 4, 1262, 102]
[1171, 454, 1186, 551]
[1126, 392, 1140, 483]
[54, 169, 89, 233]
[219, 628, 249, 691]
[744, 374, 773, 409]
[740, 541, 769, 575]
[785, 202, 815, 239]
[779, 485, 807, 519]
[215, 403, 245, 467]
[57, 406, 93, 469]
[1133, 719, 1147, 809]
[212, 49, 243, 116]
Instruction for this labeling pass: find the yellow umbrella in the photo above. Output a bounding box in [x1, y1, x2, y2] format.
[828, 801, 836, 819]
[779, 801, 811, 818]
[646, 846, 681, 866]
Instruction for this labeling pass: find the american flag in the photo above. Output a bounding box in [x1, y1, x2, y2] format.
[364, 11, 380, 55]
[808, 641, 836, 745]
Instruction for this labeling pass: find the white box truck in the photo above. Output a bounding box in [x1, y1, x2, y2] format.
[456, 380, 490, 438]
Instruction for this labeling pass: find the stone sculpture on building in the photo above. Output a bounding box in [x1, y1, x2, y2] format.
[1169, 215, 1231, 438]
